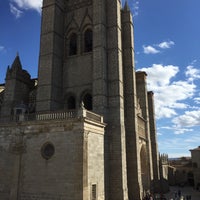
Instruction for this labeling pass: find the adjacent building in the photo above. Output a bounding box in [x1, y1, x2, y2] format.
[190, 146, 200, 190]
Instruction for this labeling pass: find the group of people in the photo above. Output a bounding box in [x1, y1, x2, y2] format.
[142, 193, 154, 200]
[171, 189, 192, 200]
[142, 193, 167, 200]
[142, 189, 192, 200]
[185, 195, 192, 200]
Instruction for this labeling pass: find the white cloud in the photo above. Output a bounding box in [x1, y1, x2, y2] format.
[139, 64, 179, 87]
[173, 110, 200, 127]
[194, 97, 200, 104]
[190, 59, 197, 65]
[143, 40, 175, 55]
[12, 0, 42, 11]
[131, 1, 139, 17]
[10, 3, 23, 18]
[173, 127, 193, 135]
[156, 106, 177, 119]
[159, 126, 193, 135]
[158, 41, 175, 49]
[138, 64, 196, 119]
[10, 0, 42, 17]
[143, 45, 160, 54]
[185, 65, 200, 82]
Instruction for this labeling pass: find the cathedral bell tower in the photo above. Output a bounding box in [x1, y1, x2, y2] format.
[36, 0, 142, 199]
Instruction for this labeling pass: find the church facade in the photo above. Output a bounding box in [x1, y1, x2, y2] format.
[0, 0, 160, 200]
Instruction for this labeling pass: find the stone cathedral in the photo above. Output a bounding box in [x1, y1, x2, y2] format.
[0, 0, 160, 200]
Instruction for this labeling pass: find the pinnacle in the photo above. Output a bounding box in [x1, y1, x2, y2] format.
[124, 0, 130, 12]
[11, 53, 22, 71]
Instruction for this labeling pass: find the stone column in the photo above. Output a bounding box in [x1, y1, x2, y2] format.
[122, 3, 141, 200]
[92, 0, 108, 116]
[136, 72, 154, 192]
[148, 91, 160, 192]
[106, 0, 128, 199]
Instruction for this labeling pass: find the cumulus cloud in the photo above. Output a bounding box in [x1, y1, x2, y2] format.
[139, 64, 179, 87]
[143, 40, 174, 55]
[173, 128, 193, 135]
[173, 110, 200, 128]
[138, 64, 196, 119]
[143, 45, 160, 54]
[10, 3, 23, 18]
[10, 0, 42, 18]
[158, 41, 175, 49]
[131, 1, 139, 17]
[185, 65, 200, 82]
[12, 0, 42, 11]
[160, 126, 193, 135]
[194, 97, 200, 104]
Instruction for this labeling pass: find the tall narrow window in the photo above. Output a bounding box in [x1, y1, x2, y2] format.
[84, 29, 93, 52]
[69, 33, 77, 56]
[91, 184, 97, 200]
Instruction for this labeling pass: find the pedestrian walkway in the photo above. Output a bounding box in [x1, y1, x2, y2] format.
[165, 186, 200, 200]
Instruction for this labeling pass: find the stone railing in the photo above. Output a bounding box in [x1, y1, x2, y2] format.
[36, 110, 77, 121]
[0, 108, 103, 124]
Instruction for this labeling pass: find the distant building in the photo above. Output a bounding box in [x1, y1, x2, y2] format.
[168, 157, 193, 187]
[159, 154, 170, 193]
[0, 0, 160, 200]
[190, 146, 200, 190]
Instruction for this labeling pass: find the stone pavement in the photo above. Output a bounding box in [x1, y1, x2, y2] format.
[165, 186, 200, 200]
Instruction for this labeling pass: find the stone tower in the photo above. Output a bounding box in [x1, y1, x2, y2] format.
[35, 0, 158, 199]
[37, 0, 129, 199]
[1, 54, 34, 118]
[0, 1, 160, 200]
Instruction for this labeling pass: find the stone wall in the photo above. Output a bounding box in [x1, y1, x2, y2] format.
[0, 112, 105, 200]
[87, 126, 104, 200]
[0, 128, 15, 200]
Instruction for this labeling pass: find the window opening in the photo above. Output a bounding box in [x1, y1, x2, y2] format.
[91, 184, 97, 200]
[84, 29, 93, 52]
[69, 33, 77, 56]
[67, 96, 76, 109]
[41, 142, 55, 160]
[83, 93, 92, 110]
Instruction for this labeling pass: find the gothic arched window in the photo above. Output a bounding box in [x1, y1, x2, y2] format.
[69, 33, 77, 56]
[84, 29, 93, 52]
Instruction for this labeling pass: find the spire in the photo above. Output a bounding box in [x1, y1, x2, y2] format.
[124, 0, 130, 12]
[11, 53, 22, 71]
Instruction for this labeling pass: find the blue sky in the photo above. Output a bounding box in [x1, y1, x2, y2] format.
[0, 0, 200, 158]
